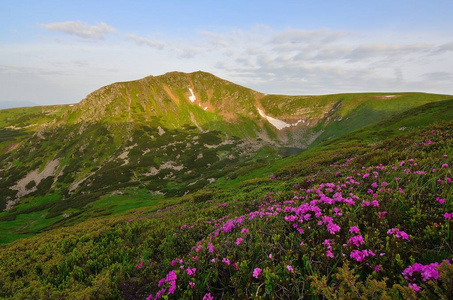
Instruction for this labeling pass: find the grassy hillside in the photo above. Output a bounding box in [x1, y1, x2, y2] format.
[0, 72, 452, 247]
[0, 99, 452, 299]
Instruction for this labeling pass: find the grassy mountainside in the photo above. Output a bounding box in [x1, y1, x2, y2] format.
[0, 72, 452, 246]
[0, 99, 452, 299]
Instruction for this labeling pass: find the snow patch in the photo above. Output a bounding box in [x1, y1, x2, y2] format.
[257, 108, 292, 130]
[188, 88, 196, 103]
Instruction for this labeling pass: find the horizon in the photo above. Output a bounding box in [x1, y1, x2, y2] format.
[1, 1, 453, 108]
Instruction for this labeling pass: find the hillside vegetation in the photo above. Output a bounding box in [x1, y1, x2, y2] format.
[1, 72, 452, 247]
[0, 97, 452, 299]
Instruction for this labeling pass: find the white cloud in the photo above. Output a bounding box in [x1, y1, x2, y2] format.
[40, 21, 116, 40]
[126, 34, 165, 49]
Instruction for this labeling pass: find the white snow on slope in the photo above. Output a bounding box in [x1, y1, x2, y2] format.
[257, 108, 292, 130]
[189, 88, 196, 102]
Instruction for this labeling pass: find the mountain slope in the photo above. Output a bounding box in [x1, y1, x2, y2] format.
[0, 71, 451, 244]
[0, 99, 452, 299]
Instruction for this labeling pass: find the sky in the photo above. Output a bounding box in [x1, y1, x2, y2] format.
[1, 0, 453, 107]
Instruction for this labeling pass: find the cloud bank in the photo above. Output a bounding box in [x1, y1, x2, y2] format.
[40, 21, 116, 40]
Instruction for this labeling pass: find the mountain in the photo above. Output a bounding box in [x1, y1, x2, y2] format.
[0, 71, 452, 244]
[0, 95, 452, 299]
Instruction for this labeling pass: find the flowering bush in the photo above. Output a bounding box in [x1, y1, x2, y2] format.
[0, 120, 452, 299]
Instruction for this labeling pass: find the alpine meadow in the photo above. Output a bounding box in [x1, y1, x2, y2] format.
[0, 71, 452, 299]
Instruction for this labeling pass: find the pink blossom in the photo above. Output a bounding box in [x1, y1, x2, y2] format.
[348, 235, 365, 247]
[326, 250, 334, 258]
[286, 265, 294, 272]
[327, 222, 341, 234]
[189, 281, 195, 289]
[436, 197, 446, 204]
[387, 228, 410, 241]
[208, 242, 214, 253]
[374, 265, 380, 273]
[350, 249, 375, 262]
[236, 237, 243, 245]
[241, 228, 250, 234]
[146, 294, 153, 300]
[442, 163, 449, 168]
[253, 267, 262, 278]
[408, 283, 421, 292]
[444, 212, 452, 219]
[222, 258, 231, 265]
[203, 293, 214, 300]
[402, 262, 445, 281]
[349, 226, 360, 234]
[186, 267, 196, 276]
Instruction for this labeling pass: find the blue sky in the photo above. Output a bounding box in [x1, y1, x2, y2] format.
[1, 1, 453, 107]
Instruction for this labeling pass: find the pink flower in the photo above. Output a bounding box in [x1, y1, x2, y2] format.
[236, 237, 243, 245]
[442, 163, 449, 168]
[387, 228, 410, 241]
[349, 226, 360, 234]
[326, 222, 341, 234]
[326, 250, 334, 258]
[286, 265, 294, 273]
[348, 235, 365, 247]
[241, 228, 250, 234]
[444, 212, 452, 219]
[253, 267, 262, 278]
[208, 242, 214, 253]
[436, 197, 446, 204]
[371, 182, 378, 188]
[189, 281, 195, 289]
[186, 267, 196, 276]
[408, 283, 421, 292]
[146, 294, 153, 300]
[203, 293, 214, 300]
[374, 265, 380, 273]
[222, 258, 231, 265]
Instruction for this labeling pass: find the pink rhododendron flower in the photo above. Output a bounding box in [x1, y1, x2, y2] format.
[444, 212, 452, 219]
[208, 242, 214, 253]
[436, 197, 446, 204]
[253, 267, 262, 278]
[186, 267, 196, 276]
[349, 226, 360, 234]
[408, 283, 421, 292]
[203, 293, 214, 300]
[236, 237, 243, 245]
[387, 228, 410, 241]
[348, 235, 365, 247]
